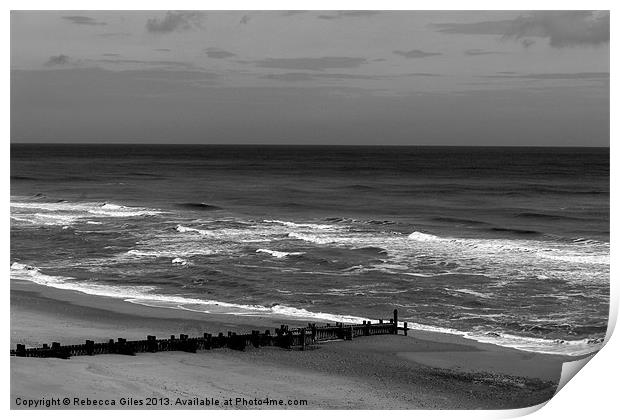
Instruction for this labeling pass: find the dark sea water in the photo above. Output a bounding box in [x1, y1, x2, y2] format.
[10, 145, 609, 355]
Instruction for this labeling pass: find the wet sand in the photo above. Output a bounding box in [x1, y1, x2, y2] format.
[10, 279, 579, 409]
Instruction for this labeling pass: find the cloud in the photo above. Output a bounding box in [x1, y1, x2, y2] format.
[486, 72, 609, 81]
[205, 48, 236, 59]
[45, 54, 72, 66]
[262, 72, 381, 82]
[393, 49, 441, 59]
[521, 39, 536, 48]
[62, 16, 107, 26]
[145, 11, 203, 33]
[155, 48, 171, 52]
[433, 20, 516, 35]
[408, 73, 441, 77]
[434, 11, 609, 48]
[92, 58, 196, 70]
[505, 11, 610, 47]
[261, 72, 440, 82]
[318, 11, 380, 20]
[464, 49, 503, 56]
[262, 73, 315, 82]
[251, 57, 367, 71]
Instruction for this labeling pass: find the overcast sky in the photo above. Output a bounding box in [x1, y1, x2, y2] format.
[10, 10, 609, 146]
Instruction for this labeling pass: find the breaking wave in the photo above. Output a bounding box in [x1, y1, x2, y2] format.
[264, 220, 340, 230]
[256, 249, 305, 259]
[10, 262, 604, 356]
[175, 224, 213, 235]
[407, 231, 442, 242]
[10, 198, 162, 226]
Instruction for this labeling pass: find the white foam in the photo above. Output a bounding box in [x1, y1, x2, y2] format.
[288, 232, 337, 244]
[10, 262, 603, 356]
[256, 249, 305, 258]
[175, 224, 213, 235]
[10, 262, 156, 297]
[464, 330, 604, 356]
[449, 288, 494, 299]
[537, 253, 609, 265]
[264, 220, 339, 230]
[126, 247, 213, 259]
[10, 199, 162, 226]
[281, 226, 609, 286]
[10, 262, 362, 323]
[408, 231, 442, 242]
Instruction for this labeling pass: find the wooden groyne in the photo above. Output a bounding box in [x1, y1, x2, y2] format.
[10, 310, 409, 359]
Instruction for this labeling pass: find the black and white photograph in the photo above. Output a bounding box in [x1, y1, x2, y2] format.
[9, 5, 611, 412]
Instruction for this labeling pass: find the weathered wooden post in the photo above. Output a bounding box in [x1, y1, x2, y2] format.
[251, 330, 260, 348]
[393, 309, 399, 335]
[51, 342, 61, 357]
[286, 331, 293, 349]
[181, 335, 197, 353]
[116, 338, 135, 356]
[404, 322, 408, 336]
[16, 344, 26, 357]
[275, 327, 283, 347]
[346, 326, 354, 341]
[50, 342, 70, 359]
[300, 328, 306, 350]
[168, 337, 174, 350]
[147, 335, 157, 352]
[85, 340, 94, 356]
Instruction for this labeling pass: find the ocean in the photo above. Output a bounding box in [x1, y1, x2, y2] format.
[10, 144, 609, 356]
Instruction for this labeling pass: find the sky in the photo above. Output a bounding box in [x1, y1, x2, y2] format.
[10, 10, 610, 146]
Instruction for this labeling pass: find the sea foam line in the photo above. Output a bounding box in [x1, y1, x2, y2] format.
[10, 199, 163, 226]
[256, 249, 305, 259]
[10, 262, 604, 357]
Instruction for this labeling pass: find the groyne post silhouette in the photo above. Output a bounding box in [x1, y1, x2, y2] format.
[11, 309, 411, 359]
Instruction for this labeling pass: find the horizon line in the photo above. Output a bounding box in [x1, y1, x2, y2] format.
[9, 142, 610, 149]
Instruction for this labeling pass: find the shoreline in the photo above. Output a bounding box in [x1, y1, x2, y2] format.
[10, 278, 585, 409]
[10, 265, 602, 357]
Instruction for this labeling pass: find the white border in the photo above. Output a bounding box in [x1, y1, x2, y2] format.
[4, 1, 616, 419]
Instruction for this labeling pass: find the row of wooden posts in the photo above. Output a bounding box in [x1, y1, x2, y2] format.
[11, 310, 409, 359]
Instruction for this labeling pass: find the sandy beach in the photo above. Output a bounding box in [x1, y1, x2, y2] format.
[10, 278, 582, 410]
